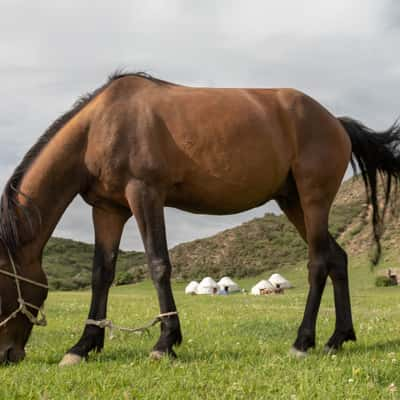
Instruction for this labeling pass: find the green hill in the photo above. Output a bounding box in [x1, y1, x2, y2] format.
[42, 176, 399, 289]
[43, 238, 147, 290]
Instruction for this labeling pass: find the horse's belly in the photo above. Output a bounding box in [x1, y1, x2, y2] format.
[165, 167, 288, 214]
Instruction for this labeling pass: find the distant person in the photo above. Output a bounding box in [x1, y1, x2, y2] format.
[274, 283, 284, 294]
[388, 269, 398, 285]
[218, 286, 228, 295]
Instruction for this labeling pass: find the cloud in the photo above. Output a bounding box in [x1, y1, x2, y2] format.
[0, 0, 399, 251]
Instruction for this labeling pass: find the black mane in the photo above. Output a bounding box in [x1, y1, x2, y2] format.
[0, 71, 164, 255]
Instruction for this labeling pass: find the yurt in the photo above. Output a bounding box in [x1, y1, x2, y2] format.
[197, 277, 219, 295]
[217, 276, 240, 293]
[185, 281, 199, 294]
[251, 279, 275, 295]
[268, 273, 292, 289]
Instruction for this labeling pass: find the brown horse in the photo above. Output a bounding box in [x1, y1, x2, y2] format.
[0, 72, 399, 365]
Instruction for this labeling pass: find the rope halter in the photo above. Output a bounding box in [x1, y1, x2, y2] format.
[0, 247, 48, 328]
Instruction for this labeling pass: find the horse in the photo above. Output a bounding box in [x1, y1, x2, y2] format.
[0, 72, 399, 366]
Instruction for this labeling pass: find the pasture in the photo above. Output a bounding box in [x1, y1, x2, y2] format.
[1, 256, 399, 400]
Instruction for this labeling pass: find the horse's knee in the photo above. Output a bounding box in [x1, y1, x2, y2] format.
[307, 258, 329, 286]
[92, 247, 117, 288]
[150, 258, 171, 285]
[328, 242, 348, 282]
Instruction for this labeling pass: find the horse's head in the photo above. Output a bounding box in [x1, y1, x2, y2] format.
[0, 247, 48, 364]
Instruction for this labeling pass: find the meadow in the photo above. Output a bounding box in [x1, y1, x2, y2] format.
[1, 256, 399, 400]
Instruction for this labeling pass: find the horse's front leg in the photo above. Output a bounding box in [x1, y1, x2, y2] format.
[59, 206, 127, 367]
[126, 180, 182, 359]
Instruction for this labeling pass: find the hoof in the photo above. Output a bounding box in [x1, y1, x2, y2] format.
[149, 349, 176, 360]
[149, 350, 165, 361]
[324, 345, 338, 355]
[289, 347, 308, 358]
[58, 353, 84, 367]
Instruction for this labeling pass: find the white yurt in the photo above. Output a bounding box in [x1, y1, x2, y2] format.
[268, 273, 292, 289]
[251, 279, 275, 295]
[217, 276, 240, 293]
[185, 281, 199, 294]
[197, 277, 219, 294]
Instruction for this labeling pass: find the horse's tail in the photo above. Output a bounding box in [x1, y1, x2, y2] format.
[338, 116, 400, 264]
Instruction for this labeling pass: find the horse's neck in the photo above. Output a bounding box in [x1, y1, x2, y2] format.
[17, 119, 87, 254]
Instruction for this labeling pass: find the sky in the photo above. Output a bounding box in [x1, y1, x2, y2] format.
[0, 0, 399, 250]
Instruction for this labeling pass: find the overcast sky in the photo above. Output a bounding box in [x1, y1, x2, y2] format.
[0, 0, 399, 250]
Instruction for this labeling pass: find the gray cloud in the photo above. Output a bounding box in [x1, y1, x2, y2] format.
[0, 0, 399, 250]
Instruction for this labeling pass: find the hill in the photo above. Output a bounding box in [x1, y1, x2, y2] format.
[42, 176, 400, 289]
[43, 238, 146, 290]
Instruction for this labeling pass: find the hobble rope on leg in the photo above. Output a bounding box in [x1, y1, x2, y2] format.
[85, 311, 179, 339]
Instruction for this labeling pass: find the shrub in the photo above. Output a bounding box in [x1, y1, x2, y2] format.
[115, 271, 135, 286]
[375, 276, 397, 287]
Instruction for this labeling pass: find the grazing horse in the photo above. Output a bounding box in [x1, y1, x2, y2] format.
[0, 72, 399, 365]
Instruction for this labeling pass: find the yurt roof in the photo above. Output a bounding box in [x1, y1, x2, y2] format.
[268, 273, 291, 288]
[198, 277, 218, 287]
[185, 281, 199, 289]
[269, 273, 286, 281]
[255, 279, 274, 289]
[218, 276, 238, 287]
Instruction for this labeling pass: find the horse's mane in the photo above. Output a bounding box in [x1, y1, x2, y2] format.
[0, 71, 166, 255]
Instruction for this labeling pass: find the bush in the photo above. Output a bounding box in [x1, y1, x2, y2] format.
[375, 276, 397, 287]
[115, 271, 135, 286]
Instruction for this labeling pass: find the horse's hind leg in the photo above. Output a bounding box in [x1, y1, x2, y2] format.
[126, 180, 182, 359]
[293, 198, 332, 354]
[325, 236, 356, 352]
[59, 207, 128, 367]
[278, 175, 355, 355]
[277, 182, 331, 355]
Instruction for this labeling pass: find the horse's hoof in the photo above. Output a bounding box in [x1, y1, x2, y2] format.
[289, 347, 308, 358]
[149, 350, 165, 360]
[323, 345, 338, 355]
[58, 353, 83, 367]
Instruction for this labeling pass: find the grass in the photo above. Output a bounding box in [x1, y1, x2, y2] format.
[1, 257, 400, 399]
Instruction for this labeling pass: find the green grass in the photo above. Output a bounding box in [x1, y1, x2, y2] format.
[1, 258, 400, 399]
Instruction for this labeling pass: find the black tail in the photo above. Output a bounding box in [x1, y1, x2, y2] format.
[339, 116, 400, 264]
